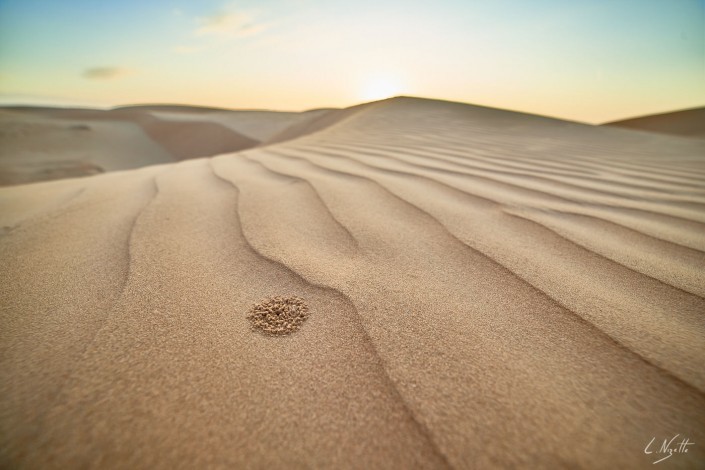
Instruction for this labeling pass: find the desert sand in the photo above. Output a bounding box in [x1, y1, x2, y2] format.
[605, 107, 705, 140]
[0, 105, 327, 185]
[1, 97, 704, 468]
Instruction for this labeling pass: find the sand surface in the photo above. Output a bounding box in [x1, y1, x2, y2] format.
[1, 97, 704, 468]
[0, 105, 329, 185]
[605, 107, 705, 140]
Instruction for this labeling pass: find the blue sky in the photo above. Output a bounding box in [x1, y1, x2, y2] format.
[0, 0, 703, 122]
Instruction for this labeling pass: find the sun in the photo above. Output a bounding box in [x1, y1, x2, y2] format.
[359, 76, 405, 102]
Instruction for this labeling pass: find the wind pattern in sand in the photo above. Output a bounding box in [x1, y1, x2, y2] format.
[1, 97, 704, 468]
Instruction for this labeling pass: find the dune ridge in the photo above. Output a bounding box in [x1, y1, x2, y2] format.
[605, 107, 705, 139]
[1, 97, 704, 468]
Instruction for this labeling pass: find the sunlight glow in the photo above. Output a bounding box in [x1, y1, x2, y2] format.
[358, 76, 405, 102]
[1, 1, 703, 121]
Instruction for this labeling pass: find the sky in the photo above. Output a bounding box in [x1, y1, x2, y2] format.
[0, 0, 703, 123]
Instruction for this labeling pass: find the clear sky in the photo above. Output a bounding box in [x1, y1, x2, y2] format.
[0, 0, 703, 122]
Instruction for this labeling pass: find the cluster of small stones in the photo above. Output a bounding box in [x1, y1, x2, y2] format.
[247, 296, 310, 336]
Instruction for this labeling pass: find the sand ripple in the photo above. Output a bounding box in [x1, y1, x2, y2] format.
[1, 97, 704, 468]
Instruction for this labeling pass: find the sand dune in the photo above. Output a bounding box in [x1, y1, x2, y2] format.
[143, 106, 332, 142]
[0, 108, 172, 185]
[605, 107, 705, 139]
[0, 105, 326, 185]
[1, 97, 704, 468]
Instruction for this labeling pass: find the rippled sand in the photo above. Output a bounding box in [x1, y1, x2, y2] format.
[1, 97, 704, 468]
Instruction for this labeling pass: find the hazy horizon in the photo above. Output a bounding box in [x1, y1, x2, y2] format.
[1, 0, 704, 123]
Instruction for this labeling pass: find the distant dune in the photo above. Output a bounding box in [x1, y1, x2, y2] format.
[605, 107, 705, 139]
[0, 108, 172, 185]
[0, 105, 331, 185]
[1, 97, 704, 468]
[114, 104, 235, 113]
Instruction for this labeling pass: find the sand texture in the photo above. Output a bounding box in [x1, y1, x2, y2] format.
[1, 97, 704, 469]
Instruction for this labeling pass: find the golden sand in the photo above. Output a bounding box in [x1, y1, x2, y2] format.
[1, 97, 704, 468]
[247, 296, 311, 336]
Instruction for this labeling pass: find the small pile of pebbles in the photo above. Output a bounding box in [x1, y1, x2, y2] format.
[247, 296, 310, 336]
